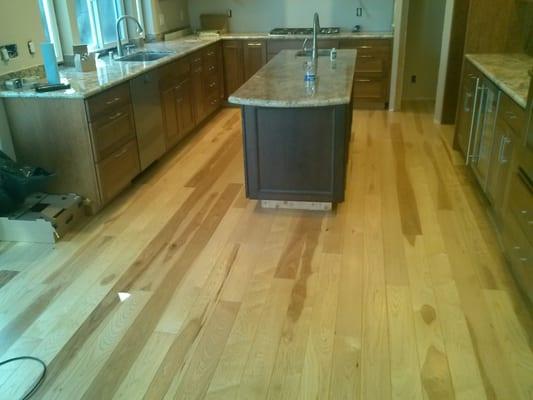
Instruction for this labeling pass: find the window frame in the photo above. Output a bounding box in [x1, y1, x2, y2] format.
[83, 0, 129, 52]
[39, 0, 64, 62]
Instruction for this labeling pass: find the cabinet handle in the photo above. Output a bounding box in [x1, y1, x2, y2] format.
[207, 51, 215, 56]
[247, 42, 263, 47]
[113, 146, 129, 159]
[193, 67, 202, 73]
[505, 111, 518, 120]
[358, 45, 372, 49]
[208, 65, 215, 71]
[105, 97, 121, 105]
[464, 92, 473, 112]
[211, 99, 218, 105]
[108, 111, 123, 121]
[498, 135, 511, 164]
[193, 57, 201, 63]
[355, 79, 372, 83]
[209, 82, 216, 88]
[359, 55, 374, 59]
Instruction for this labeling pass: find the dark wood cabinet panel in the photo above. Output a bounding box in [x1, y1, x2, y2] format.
[243, 40, 267, 81]
[339, 38, 392, 108]
[222, 40, 245, 98]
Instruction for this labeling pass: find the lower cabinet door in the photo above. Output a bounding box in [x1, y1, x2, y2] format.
[97, 139, 140, 203]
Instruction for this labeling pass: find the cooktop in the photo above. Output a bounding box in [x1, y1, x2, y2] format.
[270, 27, 341, 36]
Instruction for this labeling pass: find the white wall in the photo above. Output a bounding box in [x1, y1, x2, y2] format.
[188, 0, 394, 32]
[143, 0, 190, 35]
[402, 0, 446, 100]
[0, 0, 45, 75]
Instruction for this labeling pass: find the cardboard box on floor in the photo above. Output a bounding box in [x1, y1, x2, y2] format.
[0, 193, 86, 243]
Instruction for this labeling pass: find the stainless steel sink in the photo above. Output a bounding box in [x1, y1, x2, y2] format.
[116, 51, 173, 62]
[295, 49, 332, 57]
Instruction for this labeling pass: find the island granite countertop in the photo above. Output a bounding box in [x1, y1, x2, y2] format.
[466, 53, 533, 108]
[229, 49, 357, 108]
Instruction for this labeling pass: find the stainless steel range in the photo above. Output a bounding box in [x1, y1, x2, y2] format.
[269, 27, 340, 36]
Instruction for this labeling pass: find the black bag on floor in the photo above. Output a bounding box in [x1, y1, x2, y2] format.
[0, 150, 55, 213]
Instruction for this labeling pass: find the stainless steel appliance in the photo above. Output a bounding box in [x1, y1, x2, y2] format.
[467, 76, 501, 188]
[269, 27, 340, 35]
[130, 70, 166, 171]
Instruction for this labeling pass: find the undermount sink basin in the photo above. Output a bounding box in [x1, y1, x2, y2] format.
[295, 49, 332, 57]
[116, 51, 173, 62]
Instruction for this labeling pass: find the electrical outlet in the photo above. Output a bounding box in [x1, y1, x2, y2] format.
[411, 75, 417, 83]
[356, 7, 363, 17]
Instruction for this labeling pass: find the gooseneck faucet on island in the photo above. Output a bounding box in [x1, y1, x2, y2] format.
[311, 12, 320, 65]
[115, 15, 144, 57]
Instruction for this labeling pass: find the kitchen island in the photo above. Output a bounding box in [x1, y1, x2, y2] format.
[229, 49, 356, 209]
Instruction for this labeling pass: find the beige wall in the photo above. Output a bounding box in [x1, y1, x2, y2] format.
[0, 0, 45, 75]
[143, 0, 190, 35]
[402, 0, 446, 100]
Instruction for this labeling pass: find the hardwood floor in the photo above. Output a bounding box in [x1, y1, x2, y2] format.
[0, 103, 532, 399]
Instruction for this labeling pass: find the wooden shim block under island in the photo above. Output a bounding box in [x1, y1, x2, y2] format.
[260, 200, 333, 211]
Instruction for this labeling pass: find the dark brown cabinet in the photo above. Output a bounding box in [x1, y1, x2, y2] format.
[223, 40, 245, 98]
[243, 40, 267, 80]
[339, 38, 392, 108]
[159, 58, 195, 149]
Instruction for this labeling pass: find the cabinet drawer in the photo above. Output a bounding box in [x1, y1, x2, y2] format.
[500, 94, 526, 139]
[97, 139, 140, 202]
[506, 168, 533, 245]
[86, 83, 131, 121]
[159, 58, 190, 89]
[204, 93, 220, 116]
[204, 73, 220, 95]
[356, 55, 385, 74]
[340, 38, 392, 52]
[90, 104, 135, 161]
[501, 212, 533, 302]
[353, 76, 387, 99]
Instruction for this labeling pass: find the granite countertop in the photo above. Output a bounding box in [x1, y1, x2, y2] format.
[466, 53, 533, 108]
[0, 31, 390, 101]
[221, 31, 393, 40]
[0, 37, 219, 100]
[229, 49, 356, 108]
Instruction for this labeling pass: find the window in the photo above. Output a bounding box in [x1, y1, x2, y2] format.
[38, 0, 63, 61]
[75, 0, 128, 51]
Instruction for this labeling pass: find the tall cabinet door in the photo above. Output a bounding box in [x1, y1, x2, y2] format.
[174, 76, 195, 140]
[243, 40, 267, 81]
[455, 61, 482, 158]
[222, 40, 245, 98]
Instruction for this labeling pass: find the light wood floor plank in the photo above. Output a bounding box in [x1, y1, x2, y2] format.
[0, 106, 531, 400]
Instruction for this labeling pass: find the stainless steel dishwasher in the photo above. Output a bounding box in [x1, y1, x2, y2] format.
[130, 70, 166, 171]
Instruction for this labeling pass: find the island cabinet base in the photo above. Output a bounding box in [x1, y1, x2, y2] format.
[241, 104, 352, 204]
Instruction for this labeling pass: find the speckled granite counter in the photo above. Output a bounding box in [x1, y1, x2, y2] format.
[221, 31, 393, 40]
[0, 37, 219, 99]
[466, 53, 533, 108]
[229, 50, 356, 108]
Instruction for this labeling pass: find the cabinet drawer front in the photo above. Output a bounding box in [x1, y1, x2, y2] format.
[501, 213, 533, 301]
[86, 83, 131, 121]
[340, 38, 392, 52]
[204, 93, 220, 116]
[159, 59, 191, 89]
[97, 139, 140, 202]
[356, 55, 385, 74]
[204, 73, 220, 97]
[506, 168, 533, 245]
[91, 104, 135, 161]
[353, 77, 387, 99]
[500, 94, 526, 139]
[203, 45, 219, 70]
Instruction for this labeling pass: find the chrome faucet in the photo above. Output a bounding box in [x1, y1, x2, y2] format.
[115, 15, 144, 57]
[312, 12, 320, 64]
